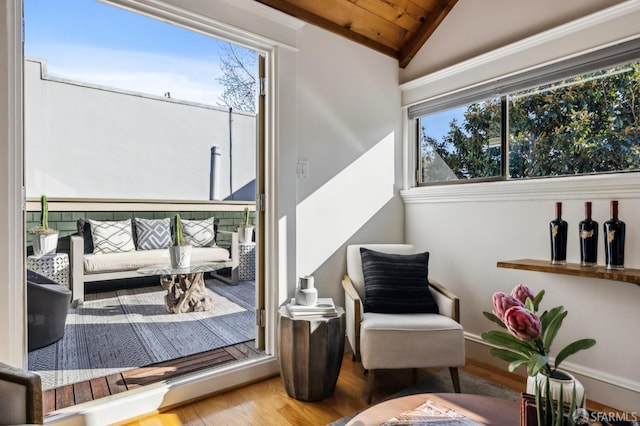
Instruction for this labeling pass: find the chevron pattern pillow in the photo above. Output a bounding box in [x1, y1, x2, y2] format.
[181, 217, 216, 247]
[89, 219, 135, 254]
[134, 217, 172, 250]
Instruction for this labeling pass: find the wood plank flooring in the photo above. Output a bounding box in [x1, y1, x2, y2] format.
[119, 354, 624, 426]
[43, 341, 262, 413]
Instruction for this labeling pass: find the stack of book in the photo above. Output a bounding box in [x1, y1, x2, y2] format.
[286, 297, 338, 318]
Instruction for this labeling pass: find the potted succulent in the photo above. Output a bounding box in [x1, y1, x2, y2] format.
[237, 207, 254, 244]
[29, 195, 59, 256]
[169, 214, 192, 269]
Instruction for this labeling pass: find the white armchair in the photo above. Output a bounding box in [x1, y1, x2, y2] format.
[342, 244, 465, 403]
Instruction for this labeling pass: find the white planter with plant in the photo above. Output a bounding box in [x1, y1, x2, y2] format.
[30, 195, 59, 257]
[237, 207, 254, 244]
[169, 214, 192, 269]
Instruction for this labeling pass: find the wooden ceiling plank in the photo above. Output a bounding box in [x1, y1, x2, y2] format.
[350, 0, 428, 33]
[255, 0, 399, 58]
[289, 0, 409, 50]
[399, 0, 457, 68]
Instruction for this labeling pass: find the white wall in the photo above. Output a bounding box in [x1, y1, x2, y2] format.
[25, 58, 256, 201]
[401, 1, 640, 411]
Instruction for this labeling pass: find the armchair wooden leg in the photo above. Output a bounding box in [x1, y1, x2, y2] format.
[449, 367, 461, 393]
[366, 369, 376, 404]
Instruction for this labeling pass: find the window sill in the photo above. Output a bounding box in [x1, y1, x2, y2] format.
[401, 172, 640, 204]
[497, 259, 640, 285]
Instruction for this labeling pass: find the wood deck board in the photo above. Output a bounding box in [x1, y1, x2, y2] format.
[43, 341, 258, 413]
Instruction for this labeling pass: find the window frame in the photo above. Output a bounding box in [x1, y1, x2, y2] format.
[412, 38, 640, 187]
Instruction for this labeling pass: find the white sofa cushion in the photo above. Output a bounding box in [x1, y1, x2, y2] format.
[83, 247, 230, 274]
[360, 312, 465, 370]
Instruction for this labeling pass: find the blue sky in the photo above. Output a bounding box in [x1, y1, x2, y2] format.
[24, 0, 230, 105]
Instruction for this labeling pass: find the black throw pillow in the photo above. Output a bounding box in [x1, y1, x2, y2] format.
[360, 248, 439, 314]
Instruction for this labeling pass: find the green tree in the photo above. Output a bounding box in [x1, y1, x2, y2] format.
[421, 62, 640, 181]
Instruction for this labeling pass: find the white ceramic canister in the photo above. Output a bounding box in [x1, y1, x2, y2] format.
[295, 275, 318, 305]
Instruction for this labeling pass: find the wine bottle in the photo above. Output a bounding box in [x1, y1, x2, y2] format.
[579, 201, 598, 266]
[550, 202, 568, 265]
[604, 200, 625, 270]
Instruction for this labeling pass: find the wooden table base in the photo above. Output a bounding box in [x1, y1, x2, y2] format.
[160, 272, 213, 314]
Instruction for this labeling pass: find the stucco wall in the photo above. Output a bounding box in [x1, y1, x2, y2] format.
[25, 58, 256, 201]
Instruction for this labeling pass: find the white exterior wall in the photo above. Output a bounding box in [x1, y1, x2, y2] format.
[25, 58, 256, 201]
[401, 1, 640, 412]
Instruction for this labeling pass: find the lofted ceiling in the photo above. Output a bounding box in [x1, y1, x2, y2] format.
[254, 0, 458, 68]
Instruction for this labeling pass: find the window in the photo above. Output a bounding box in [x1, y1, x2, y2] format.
[412, 40, 640, 185]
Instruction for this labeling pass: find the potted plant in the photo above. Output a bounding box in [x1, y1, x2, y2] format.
[29, 195, 59, 256]
[481, 284, 596, 423]
[237, 207, 254, 244]
[169, 214, 191, 269]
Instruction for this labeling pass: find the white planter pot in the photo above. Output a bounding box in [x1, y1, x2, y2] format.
[526, 369, 585, 407]
[32, 232, 59, 256]
[238, 226, 254, 244]
[169, 245, 192, 269]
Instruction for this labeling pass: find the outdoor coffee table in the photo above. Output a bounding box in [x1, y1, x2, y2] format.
[137, 262, 231, 314]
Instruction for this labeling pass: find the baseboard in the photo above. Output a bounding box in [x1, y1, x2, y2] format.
[465, 333, 639, 413]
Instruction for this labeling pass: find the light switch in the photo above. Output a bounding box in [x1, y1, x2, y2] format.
[296, 160, 309, 179]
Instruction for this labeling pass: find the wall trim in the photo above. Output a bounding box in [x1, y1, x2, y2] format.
[464, 332, 640, 394]
[399, 0, 640, 97]
[401, 173, 640, 204]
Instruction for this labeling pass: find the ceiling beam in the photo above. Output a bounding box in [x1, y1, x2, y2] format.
[255, 0, 400, 60]
[398, 0, 458, 68]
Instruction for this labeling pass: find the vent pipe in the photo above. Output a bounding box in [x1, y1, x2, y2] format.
[209, 146, 221, 200]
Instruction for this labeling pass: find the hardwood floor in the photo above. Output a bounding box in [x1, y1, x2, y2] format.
[43, 342, 262, 413]
[119, 354, 623, 426]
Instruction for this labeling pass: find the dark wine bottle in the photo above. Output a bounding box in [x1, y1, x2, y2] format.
[579, 201, 598, 266]
[604, 200, 625, 270]
[550, 202, 568, 265]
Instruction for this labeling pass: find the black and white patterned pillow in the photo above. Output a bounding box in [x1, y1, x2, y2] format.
[360, 248, 439, 314]
[89, 219, 135, 254]
[181, 217, 216, 247]
[134, 218, 171, 250]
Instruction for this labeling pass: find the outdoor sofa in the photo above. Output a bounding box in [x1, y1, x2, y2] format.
[70, 217, 238, 305]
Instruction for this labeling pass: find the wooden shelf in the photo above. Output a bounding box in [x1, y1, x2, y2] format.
[497, 259, 640, 285]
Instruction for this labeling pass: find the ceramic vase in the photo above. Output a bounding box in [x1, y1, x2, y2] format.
[169, 245, 192, 269]
[32, 232, 59, 257]
[526, 369, 585, 408]
[295, 275, 318, 306]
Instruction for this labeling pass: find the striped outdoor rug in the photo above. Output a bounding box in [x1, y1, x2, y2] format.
[28, 278, 255, 390]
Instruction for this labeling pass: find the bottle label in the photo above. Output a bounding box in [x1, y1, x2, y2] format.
[580, 229, 595, 239]
[551, 225, 558, 237]
[607, 230, 616, 242]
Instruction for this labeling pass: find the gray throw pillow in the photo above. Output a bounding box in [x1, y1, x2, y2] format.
[134, 217, 171, 250]
[360, 248, 439, 314]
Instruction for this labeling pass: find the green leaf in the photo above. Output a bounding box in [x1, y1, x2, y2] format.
[524, 297, 536, 312]
[554, 338, 596, 370]
[489, 348, 527, 363]
[526, 352, 549, 376]
[481, 330, 535, 354]
[532, 289, 545, 311]
[539, 306, 564, 332]
[482, 311, 507, 329]
[508, 359, 528, 372]
[542, 309, 568, 352]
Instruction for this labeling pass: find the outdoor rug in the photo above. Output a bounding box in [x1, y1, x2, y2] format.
[328, 369, 520, 426]
[28, 278, 255, 390]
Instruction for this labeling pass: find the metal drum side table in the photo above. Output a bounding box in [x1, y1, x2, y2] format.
[27, 253, 70, 287]
[239, 242, 256, 281]
[278, 305, 345, 401]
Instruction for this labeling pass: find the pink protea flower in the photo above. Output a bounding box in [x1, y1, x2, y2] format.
[511, 284, 536, 304]
[504, 306, 542, 341]
[492, 292, 524, 321]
